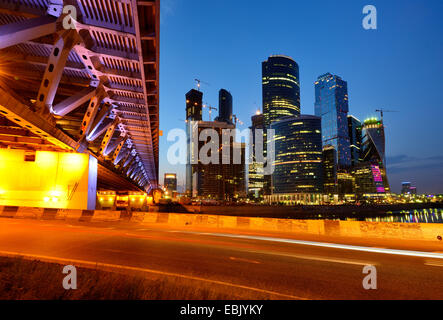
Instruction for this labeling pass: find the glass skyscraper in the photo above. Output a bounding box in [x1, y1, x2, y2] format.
[314, 73, 351, 168]
[262, 55, 300, 128]
[352, 117, 390, 196]
[270, 115, 323, 195]
[248, 113, 265, 198]
[215, 89, 233, 125]
[348, 115, 363, 166]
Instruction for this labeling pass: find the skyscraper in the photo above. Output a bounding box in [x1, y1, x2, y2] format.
[262, 55, 300, 128]
[164, 173, 177, 193]
[352, 117, 390, 196]
[185, 88, 245, 200]
[314, 73, 351, 168]
[323, 145, 337, 195]
[348, 115, 363, 166]
[186, 89, 203, 121]
[215, 89, 233, 124]
[266, 115, 323, 205]
[248, 112, 265, 198]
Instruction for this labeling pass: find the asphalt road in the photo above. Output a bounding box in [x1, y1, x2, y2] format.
[0, 218, 442, 299]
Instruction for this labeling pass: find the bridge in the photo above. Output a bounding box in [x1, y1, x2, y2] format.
[0, 0, 159, 209]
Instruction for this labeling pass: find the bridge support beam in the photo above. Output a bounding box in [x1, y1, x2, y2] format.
[36, 31, 78, 114]
[53, 86, 98, 117]
[0, 16, 57, 50]
[104, 135, 127, 157]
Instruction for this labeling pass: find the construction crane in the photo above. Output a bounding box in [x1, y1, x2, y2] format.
[375, 109, 399, 124]
[194, 79, 210, 91]
[203, 103, 217, 121]
[232, 114, 244, 126]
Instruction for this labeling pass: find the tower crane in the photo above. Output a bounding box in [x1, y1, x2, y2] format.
[232, 114, 244, 126]
[194, 79, 210, 91]
[375, 108, 399, 125]
[203, 103, 217, 121]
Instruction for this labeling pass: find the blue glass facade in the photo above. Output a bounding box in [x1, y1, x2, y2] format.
[314, 73, 351, 168]
[270, 115, 323, 194]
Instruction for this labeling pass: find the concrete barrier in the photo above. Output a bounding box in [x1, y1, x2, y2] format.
[16, 207, 44, 219]
[0, 206, 18, 217]
[55, 209, 83, 220]
[91, 210, 121, 222]
[1, 206, 442, 242]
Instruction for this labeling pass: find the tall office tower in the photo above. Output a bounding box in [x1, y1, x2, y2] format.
[352, 117, 390, 196]
[185, 89, 203, 196]
[262, 55, 300, 196]
[314, 73, 351, 168]
[348, 115, 363, 166]
[323, 145, 337, 195]
[164, 173, 177, 193]
[186, 89, 203, 121]
[266, 115, 323, 205]
[215, 89, 233, 124]
[262, 55, 300, 128]
[186, 121, 246, 200]
[248, 112, 265, 198]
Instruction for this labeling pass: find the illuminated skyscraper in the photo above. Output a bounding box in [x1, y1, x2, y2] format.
[262, 55, 300, 128]
[352, 117, 390, 196]
[266, 115, 323, 204]
[248, 112, 265, 198]
[323, 145, 337, 195]
[186, 89, 203, 121]
[314, 73, 351, 168]
[164, 173, 177, 193]
[348, 115, 363, 166]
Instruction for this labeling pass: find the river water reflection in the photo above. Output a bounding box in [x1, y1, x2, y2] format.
[364, 208, 443, 223]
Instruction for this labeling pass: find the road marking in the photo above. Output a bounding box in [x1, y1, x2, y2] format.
[177, 231, 443, 260]
[249, 250, 374, 266]
[0, 250, 305, 300]
[229, 257, 261, 264]
[425, 260, 443, 267]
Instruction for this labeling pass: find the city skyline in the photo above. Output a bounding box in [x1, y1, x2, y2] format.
[159, 0, 443, 193]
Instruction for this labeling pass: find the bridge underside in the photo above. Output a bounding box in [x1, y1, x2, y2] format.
[0, 0, 160, 192]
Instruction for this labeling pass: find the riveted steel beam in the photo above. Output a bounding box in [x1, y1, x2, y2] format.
[0, 16, 58, 50]
[35, 30, 79, 114]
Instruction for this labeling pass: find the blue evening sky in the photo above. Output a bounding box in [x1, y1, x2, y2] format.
[158, 0, 443, 194]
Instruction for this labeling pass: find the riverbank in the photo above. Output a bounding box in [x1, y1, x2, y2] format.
[155, 202, 443, 221]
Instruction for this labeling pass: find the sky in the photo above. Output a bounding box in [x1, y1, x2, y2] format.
[158, 0, 443, 194]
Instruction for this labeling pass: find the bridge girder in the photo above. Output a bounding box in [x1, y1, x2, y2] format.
[0, 0, 160, 191]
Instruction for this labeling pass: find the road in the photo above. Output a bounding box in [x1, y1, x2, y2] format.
[0, 217, 442, 299]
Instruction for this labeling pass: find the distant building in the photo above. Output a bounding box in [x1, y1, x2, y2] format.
[186, 89, 203, 121]
[248, 112, 265, 198]
[215, 89, 233, 124]
[266, 115, 323, 205]
[262, 55, 300, 128]
[164, 173, 177, 194]
[402, 182, 417, 195]
[348, 115, 363, 166]
[314, 73, 351, 168]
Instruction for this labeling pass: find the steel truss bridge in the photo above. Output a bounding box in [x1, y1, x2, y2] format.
[0, 0, 159, 191]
